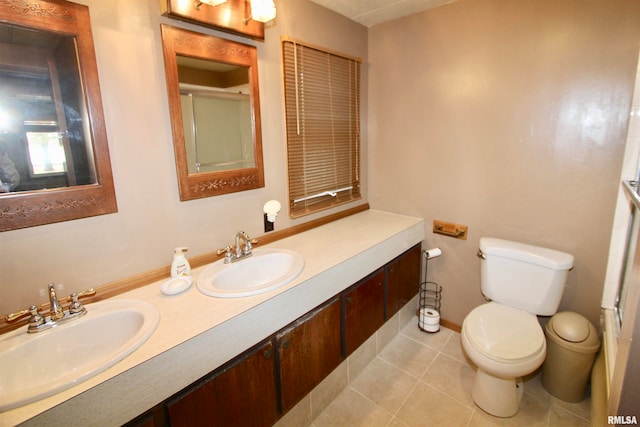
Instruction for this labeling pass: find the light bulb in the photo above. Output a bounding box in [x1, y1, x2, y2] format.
[263, 200, 281, 222]
[249, 0, 276, 23]
[197, 0, 226, 7]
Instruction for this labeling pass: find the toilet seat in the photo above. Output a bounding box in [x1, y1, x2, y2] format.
[463, 302, 545, 364]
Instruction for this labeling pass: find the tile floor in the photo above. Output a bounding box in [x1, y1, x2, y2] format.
[311, 321, 592, 427]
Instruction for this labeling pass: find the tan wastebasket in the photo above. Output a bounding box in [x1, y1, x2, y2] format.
[542, 311, 600, 402]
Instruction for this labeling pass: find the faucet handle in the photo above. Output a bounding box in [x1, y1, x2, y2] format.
[7, 306, 36, 322]
[76, 288, 96, 299]
[244, 238, 258, 253]
[217, 246, 231, 255]
[217, 246, 234, 262]
[6, 305, 45, 329]
[68, 288, 96, 314]
[217, 245, 233, 256]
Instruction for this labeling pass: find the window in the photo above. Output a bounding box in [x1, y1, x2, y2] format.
[282, 38, 361, 218]
[25, 129, 67, 176]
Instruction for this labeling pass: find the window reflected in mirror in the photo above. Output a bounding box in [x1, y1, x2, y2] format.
[26, 130, 67, 176]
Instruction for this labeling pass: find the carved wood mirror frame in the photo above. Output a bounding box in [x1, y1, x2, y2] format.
[0, 0, 117, 232]
[161, 24, 265, 201]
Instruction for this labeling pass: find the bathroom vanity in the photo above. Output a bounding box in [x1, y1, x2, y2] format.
[1, 209, 424, 426]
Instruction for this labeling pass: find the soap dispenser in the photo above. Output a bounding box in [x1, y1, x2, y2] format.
[171, 247, 191, 278]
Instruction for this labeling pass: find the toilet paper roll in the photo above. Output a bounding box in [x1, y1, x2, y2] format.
[418, 307, 440, 332]
[422, 323, 440, 333]
[420, 308, 440, 326]
[419, 308, 440, 333]
[425, 247, 442, 259]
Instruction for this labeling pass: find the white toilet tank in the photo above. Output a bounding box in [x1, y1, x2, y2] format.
[479, 237, 574, 316]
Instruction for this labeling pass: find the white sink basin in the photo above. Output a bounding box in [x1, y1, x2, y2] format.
[0, 299, 159, 411]
[197, 248, 304, 297]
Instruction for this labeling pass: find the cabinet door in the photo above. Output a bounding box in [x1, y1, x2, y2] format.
[166, 339, 278, 427]
[123, 403, 166, 427]
[277, 297, 342, 413]
[386, 244, 421, 319]
[344, 268, 385, 356]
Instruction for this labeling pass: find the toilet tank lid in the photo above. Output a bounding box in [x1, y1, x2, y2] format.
[480, 238, 574, 270]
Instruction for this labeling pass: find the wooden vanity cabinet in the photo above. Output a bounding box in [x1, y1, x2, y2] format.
[124, 403, 166, 427]
[343, 268, 385, 356]
[276, 297, 342, 413]
[125, 243, 421, 426]
[386, 245, 421, 319]
[165, 339, 278, 427]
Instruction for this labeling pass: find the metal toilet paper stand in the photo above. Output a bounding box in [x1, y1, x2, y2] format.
[418, 248, 442, 333]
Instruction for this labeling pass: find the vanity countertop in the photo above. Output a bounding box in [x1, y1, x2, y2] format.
[3, 209, 424, 427]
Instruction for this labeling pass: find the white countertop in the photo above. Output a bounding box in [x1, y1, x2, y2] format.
[3, 209, 424, 427]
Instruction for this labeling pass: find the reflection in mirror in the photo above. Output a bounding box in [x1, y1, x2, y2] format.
[0, 25, 96, 192]
[161, 25, 264, 201]
[177, 56, 255, 174]
[0, 0, 116, 231]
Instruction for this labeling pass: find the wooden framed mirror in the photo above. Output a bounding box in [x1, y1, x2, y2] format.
[161, 24, 264, 201]
[0, 0, 117, 232]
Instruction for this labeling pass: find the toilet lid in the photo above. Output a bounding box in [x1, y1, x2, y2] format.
[464, 302, 545, 363]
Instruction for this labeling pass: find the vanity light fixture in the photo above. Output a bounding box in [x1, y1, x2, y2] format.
[244, 0, 276, 24]
[194, 0, 227, 9]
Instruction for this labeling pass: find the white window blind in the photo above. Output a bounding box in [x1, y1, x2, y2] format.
[282, 37, 362, 218]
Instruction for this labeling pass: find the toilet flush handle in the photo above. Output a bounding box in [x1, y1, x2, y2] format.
[477, 249, 486, 260]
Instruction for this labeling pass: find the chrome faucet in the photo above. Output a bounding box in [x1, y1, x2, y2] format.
[235, 231, 252, 257]
[217, 231, 258, 263]
[48, 283, 64, 321]
[6, 285, 96, 333]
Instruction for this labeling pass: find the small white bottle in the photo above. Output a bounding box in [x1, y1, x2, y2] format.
[171, 247, 191, 278]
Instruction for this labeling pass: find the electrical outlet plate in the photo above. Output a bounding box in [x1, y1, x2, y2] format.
[433, 220, 468, 240]
[264, 213, 274, 232]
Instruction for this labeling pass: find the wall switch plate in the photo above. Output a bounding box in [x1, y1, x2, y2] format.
[433, 220, 468, 240]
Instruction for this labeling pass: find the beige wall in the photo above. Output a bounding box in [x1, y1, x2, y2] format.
[369, 0, 640, 326]
[3, 0, 639, 329]
[0, 0, 368, 315]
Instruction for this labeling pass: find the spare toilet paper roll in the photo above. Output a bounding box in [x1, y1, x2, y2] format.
[420, 308, 440, 332]
[425, 247, 442, 259]
[422, 324, 440, 332]
[420, 308, 440, 325]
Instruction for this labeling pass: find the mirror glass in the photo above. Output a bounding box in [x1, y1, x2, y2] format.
[177, 56, 255, 174]
[0, 0, 117, 231]
[161, 25, 264, 201]
[0, 24, 96, 192]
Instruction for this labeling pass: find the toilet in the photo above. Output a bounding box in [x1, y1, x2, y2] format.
[461, 237, 574, 417]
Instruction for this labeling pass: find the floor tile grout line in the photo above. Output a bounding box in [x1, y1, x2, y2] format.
[381, 332, 480, 425]
[377, 344, 440, 381]
[384, 368, 423, 425]
[374, 353, 421, 378]
[417, 353, 479, 411]
[399, 327, 454, 352]
[345, 384, 397, 425]
[550, 401, 592, 423]
[377, 329, 476, 412]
